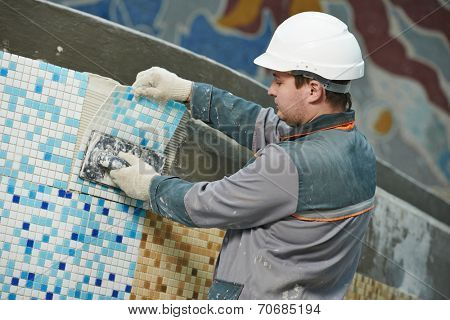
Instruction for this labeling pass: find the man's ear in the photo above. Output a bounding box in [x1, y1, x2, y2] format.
[307, 80, 325, 103]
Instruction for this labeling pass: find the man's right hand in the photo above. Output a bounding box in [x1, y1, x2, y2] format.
[132, 67, 192, 102]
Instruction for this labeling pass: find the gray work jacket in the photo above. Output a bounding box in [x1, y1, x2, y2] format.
[148, 83, 377, 299]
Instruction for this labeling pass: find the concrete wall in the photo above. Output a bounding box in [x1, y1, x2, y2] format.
[360, 188, 449, 299]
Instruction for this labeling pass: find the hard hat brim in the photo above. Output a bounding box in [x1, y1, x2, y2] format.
[254, 52, 295, 72]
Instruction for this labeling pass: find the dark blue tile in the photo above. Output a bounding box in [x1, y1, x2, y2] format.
[112, 290, 118, 298]
[26, 239, 34, 247]
[41, 201, 49, 210]
[58, 190, 66, 197]
[22, 222, 30, 230]
[95, 278, 102, 287]
[84, 203, 90, 211]
[108, 273, 115, 281]
[71, 233, 78, 241]
[44, 153, 52, 161]
[11, 277, 19, 286]
[91, 229, 99, 237]
[102, 208, 109, 216]
[116, 235, 123, 243]
[65, 191, 72, 199]
[12, 195, 20, 203]
[46, 292, 53, 300]
[125, 285, 132, 293]
[28, 273, 35, 281]
[58, 262, 66, 270]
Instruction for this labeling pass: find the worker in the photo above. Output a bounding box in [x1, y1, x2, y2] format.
[110, 11, 376, 299]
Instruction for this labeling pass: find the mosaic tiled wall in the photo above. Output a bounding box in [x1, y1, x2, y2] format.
[0, 50, 223, 299]
[49, 0, 450, 198]
[69, 85, 186, 210]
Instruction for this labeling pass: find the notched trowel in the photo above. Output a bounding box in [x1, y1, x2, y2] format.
[79, 130, 165, 188]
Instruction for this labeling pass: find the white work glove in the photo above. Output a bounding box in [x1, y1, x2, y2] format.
[132, 67, 192, 102]
[109, 152, 160, 201]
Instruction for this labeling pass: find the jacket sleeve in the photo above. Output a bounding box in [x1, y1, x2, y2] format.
[149, 144, 299, 229]
[190, 83, 294, 152]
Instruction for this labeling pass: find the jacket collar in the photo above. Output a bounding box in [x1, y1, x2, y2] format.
[280, 110, 355, 141]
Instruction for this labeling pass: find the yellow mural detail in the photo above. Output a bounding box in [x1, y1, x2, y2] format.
[374, 109, 393, 135]
[218, 0, 263, 28]
[289, 0, 322, 16]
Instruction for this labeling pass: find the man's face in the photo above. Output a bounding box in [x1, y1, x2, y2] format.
[267, 71, 309, 125]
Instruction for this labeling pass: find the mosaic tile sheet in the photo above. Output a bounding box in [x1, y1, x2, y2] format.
[0, 50, 86, 192]
[69, 85, 187, 210]
[0, 51, 222, 301]
[0, 51, 145, 299]
[132, 215, 224, 300]
[0, 174, 145, 299]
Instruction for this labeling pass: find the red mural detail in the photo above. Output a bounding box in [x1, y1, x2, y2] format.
[391, 0, 450, 41]
[348, 0, 449, 113]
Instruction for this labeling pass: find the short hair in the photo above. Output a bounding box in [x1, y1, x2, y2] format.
[294, 75, 352, 111]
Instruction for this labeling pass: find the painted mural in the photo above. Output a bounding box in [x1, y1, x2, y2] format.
[51, 0, 450, 198]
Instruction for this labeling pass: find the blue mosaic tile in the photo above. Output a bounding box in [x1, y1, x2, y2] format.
[69, 84, 187, 210]
[0, 174, 145, 299]
[0, 52, 148, 300]
[0, 52, 84, 191]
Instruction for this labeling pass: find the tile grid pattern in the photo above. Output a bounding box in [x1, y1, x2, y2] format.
[0, 174, 144, 300]
[0, 51, 86, 191]
[131, 214, 224, 299]
[0, 51, 163, 299]
[68, 85, 187, 210]
[0, 50, 224, 300]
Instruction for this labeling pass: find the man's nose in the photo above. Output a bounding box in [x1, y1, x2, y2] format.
[267, 83, 276, 97]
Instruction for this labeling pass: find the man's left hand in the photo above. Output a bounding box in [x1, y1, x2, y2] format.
[109, 152, 160, 201]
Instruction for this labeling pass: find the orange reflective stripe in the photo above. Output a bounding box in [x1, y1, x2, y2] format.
[335, 121, 355, 131]
[291, 204, 374, 222]
[280, 121, 355, 141]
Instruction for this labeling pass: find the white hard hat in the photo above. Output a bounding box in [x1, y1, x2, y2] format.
[254, 11, 364, 92]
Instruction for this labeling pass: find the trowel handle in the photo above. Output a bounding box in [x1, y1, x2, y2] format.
[97, 151, 130, 170]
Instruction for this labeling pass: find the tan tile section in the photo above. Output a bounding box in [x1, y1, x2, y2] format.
[131, 211, 225, 300]
[345, 273, 415, 300]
